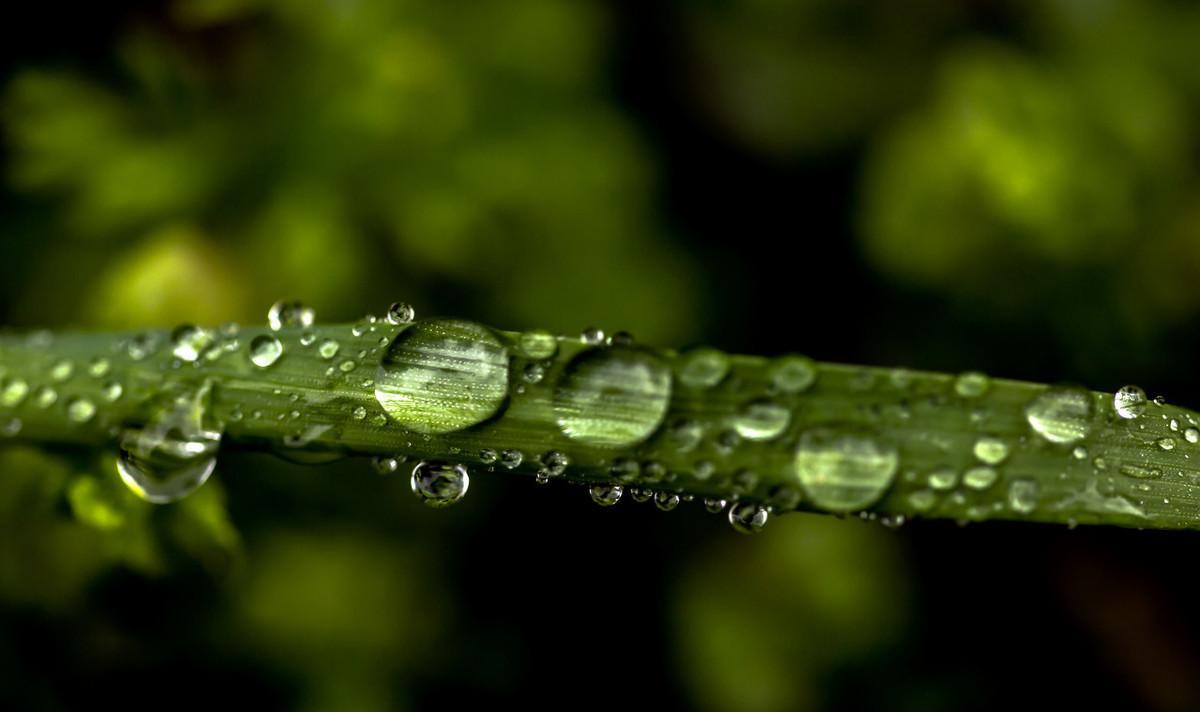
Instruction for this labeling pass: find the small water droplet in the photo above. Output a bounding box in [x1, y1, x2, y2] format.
[677, 348, 730, 389]
[66, 397, 96, 424]
[317, 339, 341, 360]
[500, 449, 524, 469]
[1025, 387, 1093, 444]
[479, 448, 498, 465]
[794, 428, 898, 512]
[1157, 437, 1176, 451]
[249, 334, 284, 368]
[954, 372, 989, 398]
[1113, 385, 1147, 419]
[590, 485, 623, 507]
[410, 460, 469, 507]
[768, 485, 802, 511]
[553, 346, 671, 447]
[769, 355, 817, 394]
[126, 332, 159, 361]
[728, 502, 769, 534]
[732, 400, 791, 441]
[352, 405, 368, 420]
[1, 378, 28, 407]
[372, 456, 402, 474]
[927, 467, 958, 491]
[1007, 479, 1039, 514]
[268, 300, 315, 331]
[962, 466, 998, 490]
[906, 489, 937, 511]
[386, 302, 416, 325]
[1072, 446, 1088, 460]
[88, 357, 111, 378]
[375, 319, 510, 434]
[630, 487, 653, 503]
[580, 327, 605, 345]
[523, 363, 546, 384]
[654, 491, 680, 511]
[171, 324, 216, 363]
[33, 386, 57, 409]
[668, 419, 704, 452]
[609, 331, 635, 347]
[973, 436, 1010, 465]
[518, 330, 558, 360]
[704, 498, 728, 513]
[541, 451, 569, 477]
[1119, 464, 1161, 479]
[49, 360, 74, 383]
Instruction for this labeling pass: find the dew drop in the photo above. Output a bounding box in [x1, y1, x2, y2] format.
[249, 334, 284, 368]
[523, 363, 546, 384]
[352, 405, 368, 420]
[1113, 385, 1147, 420]
[927, 467, 958, 491]
[610, 458, 640, 482]
[1158, 437, 1176, 451]
[1025, 387, 1093, 444]
[386, 302, 416, 325]
[410, 460, 469, 507]
[66, 397, 96, 424]
[518, 330, 558, 360]
[33, 386, 57, 409]
[907, 489, 937, 511]
[541, 451, 570, 477]
[668, 419, 704, 452]
[500, 449, 524, 469]
[1007, 479, 1039, 514]
[1, 378, 28, 407]
[88, 357, 111, 378]
[1119, 464, 1161, 479]
[727, 502, 769, 534]
[374, 320, 509, 434]
[793, 428, 899, 512]
[126, 332, 159, 361]
[654, 491, 680, 511]
[677, 348, 730, 389]
[49, 360, 74, 383]
[703, 498, 728, 514]
[580, 327, 606, 345]
[479, 448, 498, 465]
[553, 346, 671, 447]
[630, 488, 653, 504]
[318, 339, 341, 360]
[733, 400, 791, 441]
[1186, 427, 1200, 444]
[962, 466, 998, 490]
[372, 456, 402, 474]
[116, 384, 221, 503]
[973, 436, 1010, 465]
[954, 372, 989, 398]
[590, 485, 624, 507]
[268, 300, 315, 331]
[768, 355, 817, 394]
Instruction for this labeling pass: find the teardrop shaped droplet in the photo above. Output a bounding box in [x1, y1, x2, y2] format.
[375, 319, 510, 434]
[116, 383, 222, 504]
[793, 428, 898, 512]
[553, 346, 671, 447]
[410, 460, 469, 507]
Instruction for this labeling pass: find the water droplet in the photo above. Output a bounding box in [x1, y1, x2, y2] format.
[66, 397, 96, 424]
[518, 330, 558, 360]
[1186, 428, 1200, 444]
[318, 339, 341, 360]
[678, 348, 730, 389]
[962, 466, 998, 490]
[1113, 385, 1147, 420]
[907, 489, 937, 511]
[630, 487, 653, 504]
[352, 405, 368, 420]
[954, 372, 989, 398]
[1025, 387, 1093, 444]
[580, 327, 605, 345]
[927, 467, 958, 491]
[523, 363, 546, 384]
[1119, 464, 1161, 479]
[375, 319, 510, 434]
[768, 356, 817, 394]
[609, 331, 635, 347]
[500, 449, 524, 469]
[654, 491, 680, 511]
[88, 357, 110, 378]
[49, 360, 74, 383]
[300, 332, 317, 347]
[116, 384, 221, 503]
[768, 485, 802, 511]
[171, 324, 216, 363]
[694, 460, 715, 480]
[793, 428, 899, 512]
[704, 498, 728, 514]
[339, 359, 357, 373]
[973, 436, 1009, 465]
[372, 456, 402, 474]
[540, 451, 569, 477]
[249, 334, 284, 368]
[553, 346, 671, 447]
[268, 300, 315, 331]
[732, 400, 791, 441]
[33, 386, 57, 409]
[410, 460, 469, 507]
[126, 332, 159, 361]
[479, 448, 498, 465]
[727, 502, 769, 534]
[610, 458, 640, 482]
[1, 378, 28, 407]
[590, 485, 623, 507]
[668, 419, 704, 452]
[1157, 437, 1176, 451]
[1007, 479, 1039, 514]
[1072, 446, 1088, 460]
[386, 302, 416, 325]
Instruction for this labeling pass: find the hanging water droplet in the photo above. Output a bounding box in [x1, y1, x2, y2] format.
[49, 359, 74, 383]
[1025, 387, 1093, 444]
[33, 386, 57, 409]
[519, 330, 558, 360]
[732, 400, 791, 441]
[268, 300, 315, 331]
[793, 428, 899, 512]
[590, 485, 623, 507]
[541, 451, 569, 477]
[66, 397, 96, 424]
[677, 348, 730, 389]
[703, 498, 728, 514]
[954, 372, 989, 398]
[553, 346, 671, 447]
[372, 456, 402, 474]
[410, 460, 469, 507]
[116, 383, 222, 504]
[1007, 479, 1039, 514]
[1113, 385, 1147, 420]
[1, 378, 28, 407]
[973, 436, 1010, 465]
[962, 466, 998, 491]
[386, 302, 416, 325]
[580, 327, 605, 345]
[727, 502, 769, 534]
[768, 355, 817, 394]
[318, 339, 341, 360]
[171, 324, 216, 363]
[654, 491, 680, 511]
[375, 319, 510, 434]
[630, 487, 653, 504]
[248, 335, 284, 368]
[500, 449, 524, 469]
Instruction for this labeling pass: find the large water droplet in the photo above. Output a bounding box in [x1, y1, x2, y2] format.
[732, 400, 791, 441]
[116, 383, 222, 504]
[249, 334, 284, 368]
[727, 502, 769, 534]
[793, 428, 899, 512]
[410, 460, 469, 507]
[386, 302, 416, 325]
[268, 300, 315, 331]
[677, 348, 730, 389]
[553, 346, 672, 447]
[375, 319, 510, 434]
[1113, 385, 1147, 420]
[171, 324, 216, 363]
[1025, 387, 1093, 444]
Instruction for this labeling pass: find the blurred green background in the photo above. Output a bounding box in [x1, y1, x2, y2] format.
[3, 0, 1200, 709]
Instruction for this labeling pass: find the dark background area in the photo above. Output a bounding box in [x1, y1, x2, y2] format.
[2, 1, 1200, 710]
